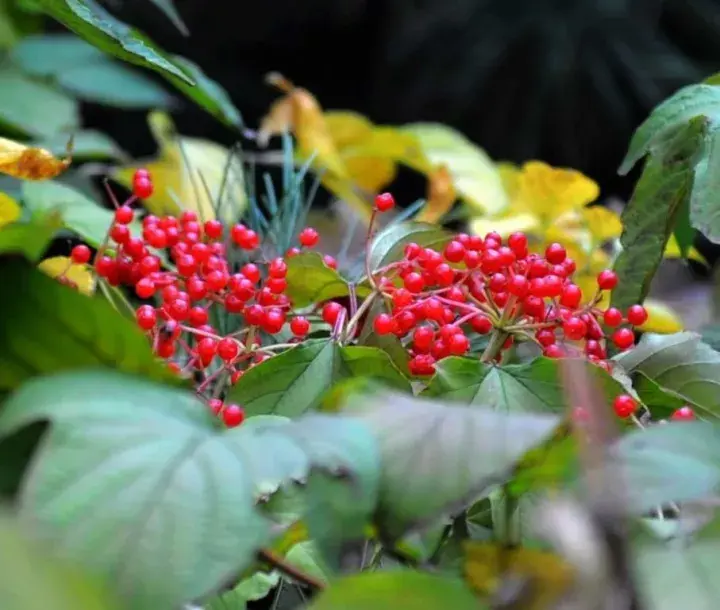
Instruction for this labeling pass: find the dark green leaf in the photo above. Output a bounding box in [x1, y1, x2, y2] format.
[424, 356, 626, 413]
[613, 421, 720, 514]
[307, 572, 482, 610]
[614, 331, 720, 418]
[36, 129, 127, 161]
[349, 391, 560, 539]
[357, 298, 410, 375]
[0, 69, 78, 137]
[228, 340, 410, 418]
[10, 33, 103, 76]
[285, 542, 330, 585]
[57, 61, 173, 108]
[689, 117, 720, 243]
[632, 372, 687, 419]
[0, 370, 379, 608]
[285, 252, 355, 308]
[0, 259, 179, 390]
[368, 221, 449, 271]
[148, 0, 188, 36]
[673, 188, 694, 258]
[612, 118, 706, 309]
[0, 213, 62, 261]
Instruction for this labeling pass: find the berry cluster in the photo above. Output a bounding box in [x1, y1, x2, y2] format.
[61, 178, 694, 426]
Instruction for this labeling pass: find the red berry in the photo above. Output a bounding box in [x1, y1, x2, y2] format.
[189, 306, 208, 327]
[204, 220, 223, 239]
[544, 243, 566, 265]
[671, 405, 695, 421]
[70, 244, 91, 264]
[263, 308, 286, 334]
[322, 302, 344, 325]
[222, 404, 245, 427]
[543, 344, 565, 359]
[563, 316, 587, 340]
[269, 258, 288, 278]
[208, 398, 223, 415]
[196, 337, 217, 364]
[168, 298, 190, 320]
[448, 333, 470, 355]
[404, 272, 425, 293]
[508, 232, 528, 256]
[217, 337, 240, 362]
[559, 284, 582, 309]
[544, 274, 563, 298]
[536, 328, 556, 347]
[245, 304, 265, 326]
[109, 223, 130, 244]
[603, 307, 623, 327]
[133, 177, 154, 199]
[508, 274, 529, 297]
[404, 242, 421, 260]
[133, 168, 150, 181]
[373, 313, 395, 335]
[612, 327, 635, 350]
[299, 227, 320, 247]
[114, 205, 134, 225]
[626, 304, 648, 326]
[470, 315, 493, 334]
[413, 326, 435, 352]
[135, 277, 155, 299]
[443, 240, 466, 263]
[135, 305, 156, 330]
[241, 263, 261, 284]
[392, 288, 413, 308]
[434, 263, 455, 286]
[597, 269, 618, 290]
[613, 394, 637, 418]
[374, 192, 395, 212]
[323, 254, 338, 270]
[290, 316, 310, 337]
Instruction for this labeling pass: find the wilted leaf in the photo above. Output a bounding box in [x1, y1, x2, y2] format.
[37, 255, 95, 295]
[0, 191, 21, 228]
[0, 136, 71, 180]
[113, 111, 246, 224]
[416, 164, 456, 223]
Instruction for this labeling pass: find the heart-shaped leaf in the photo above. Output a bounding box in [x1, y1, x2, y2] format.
[368, 221, 449, 272]
[228, 340, 410, 418]
[0, 370, 379, 608]
[348, 392, 560, 539]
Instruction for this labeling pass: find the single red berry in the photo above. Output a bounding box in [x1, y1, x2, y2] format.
[413, 326, 435, 352]
[443, 240, 466, 263]
[563, 316, 587, 340]
[559, 284, 582, 309]
[109, 223, 130, 244]
[266, 277, 287, 294]
[322, 302, 344, 325]
[189, 306, 209, 327]
[208, 398, 223, 415]
[392, 288, 413, 308]
[508, 232, 528, 256]
[204, 220, 223, 239]
[404, 272, 425, 294]
[146, 228, 168, 249]
[133, 177, 154, 199]
[323, 254, 338, 270]
[218, 337, 240, 362]
[222, 403, 245, 427]
[224, 294, 245, 313]
[374, 192, 395, 212]
[448, 333, 470, 355]
[603, 307, 623, 327]
[597, 269, 618, 290]
[544, 242, 567, 265]
[285, 247, 301, 258]
[434, 263, 455, 286]
[196, 337, 217, 365]
[290, 316, 310, 337]
[373, 313, 395, 335]
[168, 298, 190, 320]
[626, 304, 648, 326]
[135, 305, 156, 330]
[612, 327, 635, 350]
[262, 308, 286, 334]
[404, 242, 421, 260]
[244, 304, 265, 326]
[470, 314, 493, 334]
[241, 263, 261, 284]
[135, 277, 155, 299]
[70, 244, 91, 264]
[269, 257, 288, 278]
[298, 227, 320, 247]
[536, 329, 556, 347]
[114, 205, 134, 225]
[507, 274, 528, 297]
[133, 168, 150, 181]
[543, 344, 565, 359]
[671, 405, 695, 421]
[613, 394, 637, 418]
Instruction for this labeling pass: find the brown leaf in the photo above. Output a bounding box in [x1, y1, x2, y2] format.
[0, 136, 72, 180]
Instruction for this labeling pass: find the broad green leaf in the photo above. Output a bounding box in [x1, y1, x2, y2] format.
[37, 129, 127, 161]
[285, 252, 355, 308]
[0, 213, 61, 262]
[348, 392, 560, 539]
[0, 259, 178, 390]
[0, 69, 78, 138]
[0, 370, 380, 608]
[700, 323, 720, 351]
[614, 331, 720, 418]
[34, 0, 241, 127]
[402, 123, 509, 215]
[632, 371, 687, 419]
[368, 221, 449, 272]
[612, 421, 720, 514]
[307, 572, 482, 610]
[0, 510, 121, 610]
[148, 0, 188, 36]
[207, 571, 279, 610]
[22, 180, 117, 246]
[424, 356, 626, 413]
[57, 61, 173, 108]
[285, 541, 331, 585]
[612, 118, 705, 310]
[672, 188, 694, 258]
[11, 33, 104, 77]
[228, 340, 410, 418]
[689, 116, 720, 243]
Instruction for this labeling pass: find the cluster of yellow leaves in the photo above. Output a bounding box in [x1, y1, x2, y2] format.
[113, 111, 246, 225]
[258, 73, 507, 222]
[470, 161, 688, 333]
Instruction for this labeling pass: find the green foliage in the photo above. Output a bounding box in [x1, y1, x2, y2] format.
[0, 211, 61, 260]
[285, 252, 359, 308]
[368, 222, 449, 271]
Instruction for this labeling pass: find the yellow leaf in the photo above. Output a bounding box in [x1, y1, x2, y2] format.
[664, 234, 707, 265]
[0, 191, 21, 229]
[417, 164, 457, 223]
[515, 161, 599, 223]
[497, 161, 521, 201]
[324, 111, 375, 148]
[469, 213, 539, 239]
[581, 205, 622, 243]
[463, 542, 573, 609]
[640, 299, 683, 334]
[0, 136, 72, 180]
[38, 256, 95, 295]
[113, 112, 246, 225]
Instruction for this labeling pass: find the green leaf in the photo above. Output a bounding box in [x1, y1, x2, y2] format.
[632, 372, 687, 419]
[0, 510, 121, 610]
[22, 180, 117, 246]
[36, 129, 127, 161]
[614, 331, 720, 418]
[148, 0, 188, 36]
[612, 118, 706, 310]
[424, 356, 626, 413]
[689, 116, 720, 243]
[619, 84, 720, 175]
[0, 259, 179, 390]
[402, 123, 509, 216]
[368, 221, 449, 272]
[673, 187, 694, 258]
[285, 542, 331, 585]
[0, 213, 62, 261]
[357, 299, 410, 375]
[57, 61, 173, 108]
[0, 370, 380, 608]
[349, 391, 560, 539]
[34, 0, 241, 127]
[228, 340, 410, 418]
[0, 69, 78, 138]
[307, 572, 482, 610]
[285, 252, 355, 308]
[11, 33, 103, 76]
[613, 421, 720, 514]
[700, 323, 720, 351]
[207, 571, 279, 610]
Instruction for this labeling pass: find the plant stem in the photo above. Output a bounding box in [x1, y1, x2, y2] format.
[343, 290, 379, 342]
[480, 329, 509, 363]
[257, 549, 325, 591]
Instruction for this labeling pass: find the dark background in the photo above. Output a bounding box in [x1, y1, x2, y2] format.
[85, 0, 720, 203]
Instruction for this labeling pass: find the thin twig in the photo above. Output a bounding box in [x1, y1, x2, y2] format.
[257, 549, 325, 591]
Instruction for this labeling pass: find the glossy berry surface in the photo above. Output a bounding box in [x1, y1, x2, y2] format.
[613, 394, 637, 418]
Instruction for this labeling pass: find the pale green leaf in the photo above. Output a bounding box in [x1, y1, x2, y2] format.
[368, 221, 449, 272]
